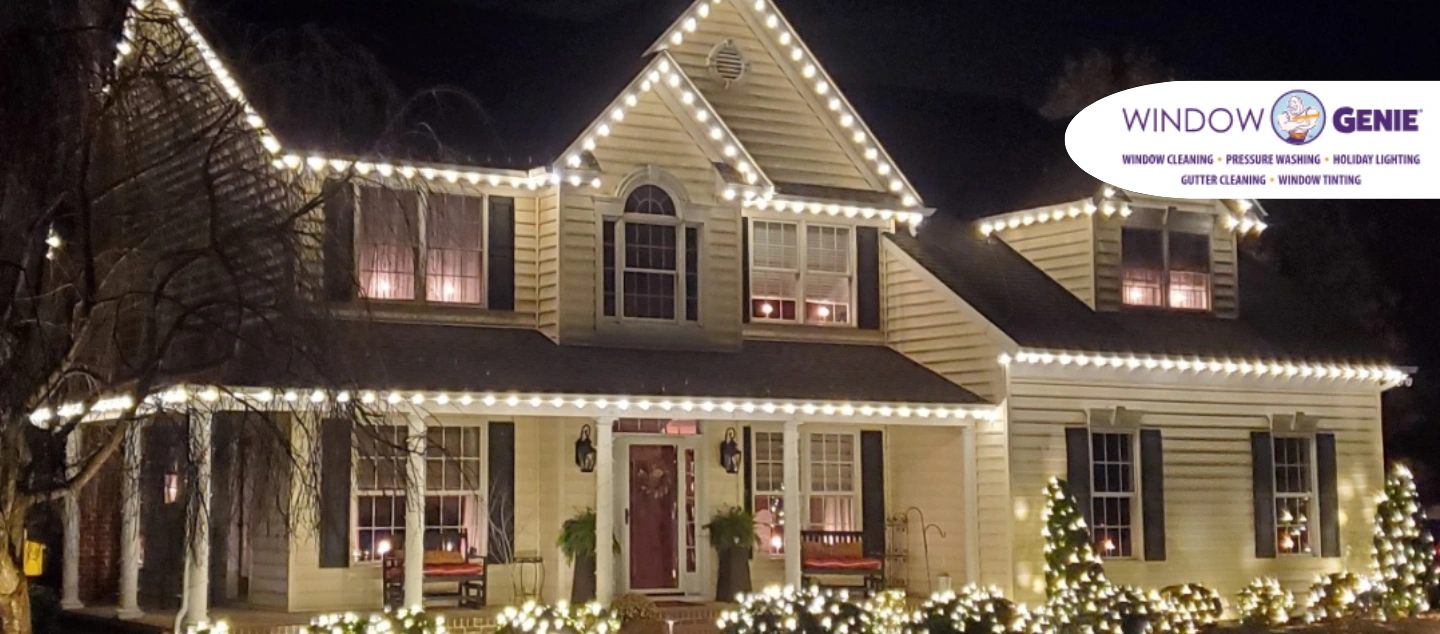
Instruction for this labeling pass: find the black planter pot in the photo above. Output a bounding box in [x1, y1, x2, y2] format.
[572, 554, 597, 603]
[715, 547, 752, 602]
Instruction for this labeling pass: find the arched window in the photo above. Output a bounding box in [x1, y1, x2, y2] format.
[602, 183, 700, 322]
[625, 185, 677, 216]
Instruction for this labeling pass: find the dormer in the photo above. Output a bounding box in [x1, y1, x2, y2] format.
[978, 187, 1265, 319]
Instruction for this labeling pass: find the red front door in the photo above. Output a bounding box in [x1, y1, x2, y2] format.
[627, 444, 679, 590]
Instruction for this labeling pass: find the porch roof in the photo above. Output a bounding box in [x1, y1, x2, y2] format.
[217, 322, 986, 406]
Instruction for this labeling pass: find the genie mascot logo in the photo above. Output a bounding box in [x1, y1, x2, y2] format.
[1271, 90, 1326, 145]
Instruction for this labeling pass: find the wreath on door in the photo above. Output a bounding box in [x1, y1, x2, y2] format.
[635, 460, 673, 500]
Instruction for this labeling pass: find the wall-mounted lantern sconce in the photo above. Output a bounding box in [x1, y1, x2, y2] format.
[575, 425, 597, 473]
[720, 427, 742, 474]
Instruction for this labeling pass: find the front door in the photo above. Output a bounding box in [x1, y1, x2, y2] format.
[626, 444, 680, 591]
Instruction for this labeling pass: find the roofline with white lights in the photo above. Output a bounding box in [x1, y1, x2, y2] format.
[648, 0, 925, 208]
[115, 0, 927, 229]
[1000, 348, 1411, 390]
[976, 187, 1268, 237]
[30, 384, 1000, 428]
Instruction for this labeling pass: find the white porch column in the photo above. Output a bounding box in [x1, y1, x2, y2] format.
[594, 417, 617, 605]
[782, 419, 802, 588]
[117, 424, 144, 620]
[404, 414, 427, 607]
[183, 411, 213, 628]
[962, 424, 981, 586]
[60, 427, 83, 610]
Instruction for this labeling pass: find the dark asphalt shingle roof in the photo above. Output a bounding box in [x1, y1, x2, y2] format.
[889, 222, 1390, 364]
[221, 321, 985, 404]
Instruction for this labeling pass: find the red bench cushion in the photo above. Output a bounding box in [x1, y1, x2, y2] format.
[384, 562, 484, 580]
[803, 557, 883, 571]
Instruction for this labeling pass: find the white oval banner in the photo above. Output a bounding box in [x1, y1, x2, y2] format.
[1066, 82, 1439, 198]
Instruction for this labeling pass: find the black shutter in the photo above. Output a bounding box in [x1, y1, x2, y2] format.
[1252, 432, 1277, 558]
[322, 180, 356, 302]
[1140, 429, 1166, 561]
[860, 431, 886, 558]
[856, 227, 881, 330]
[318, 417, 353, 568]
[742, 426, 753, 513]
[1316, 433, 1340, 557]
[487, 422, 516, 563]
[487, 197, 516, 310]
[685, 226, 700, 321]
[1065, 427, 1093, 527]
[603, 220, 617, 317]
[741, 220, 751, 323]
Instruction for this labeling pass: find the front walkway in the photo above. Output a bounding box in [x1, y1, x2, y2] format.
[63, 602, 726, 634]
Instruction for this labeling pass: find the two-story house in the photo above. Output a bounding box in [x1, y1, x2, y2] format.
[56, 0, 1409, 626]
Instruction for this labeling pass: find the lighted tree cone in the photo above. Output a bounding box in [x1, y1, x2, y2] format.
[1042, 478, 1112, 634]
[1371, 464, 1440, 619]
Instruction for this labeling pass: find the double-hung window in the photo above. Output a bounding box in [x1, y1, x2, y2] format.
[357, 186, 485, 305]
[1090, 432, 1136, 558]
[749, 430, 859, 555]
[602, 185, 701, 322]
[354, 424, 484, 561]
[749, 220, 854, 325]
[806, 432, 857, 531]
[1121, 208, 1212, 311]
[752, 431, 786, 555]
[1273, 436, 1314, 555]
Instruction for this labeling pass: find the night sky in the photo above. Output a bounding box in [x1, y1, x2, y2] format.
[205, 0, 1440, 472]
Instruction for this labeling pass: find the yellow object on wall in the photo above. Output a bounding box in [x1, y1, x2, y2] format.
[23, 541, 44, 577]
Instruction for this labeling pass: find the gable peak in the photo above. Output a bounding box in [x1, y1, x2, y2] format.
[647, 0, 925, 208]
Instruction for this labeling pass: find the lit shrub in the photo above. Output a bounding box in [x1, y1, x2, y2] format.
[718, 586, 870, 634]
[866, 589, 911, 634]
[1305, 572, 1379, 622]
[302, 607, 449, 634]
[498, 601, 621, 634]
[1156, 583, 1223, 634]
[185, 622, 231, 634]
[1236, 578, 1293, 627]
[906, 585, 1027, 634]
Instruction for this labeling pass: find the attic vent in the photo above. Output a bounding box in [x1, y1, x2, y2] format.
[708, 40, 748, 86]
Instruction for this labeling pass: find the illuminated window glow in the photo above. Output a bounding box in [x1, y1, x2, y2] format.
[749, 220, 852, 325]
[1273, 436, 1313, 555]
[1090, 432, 1135, 558]
[357, 186, 487, 305]
[354, 425, 484, 561]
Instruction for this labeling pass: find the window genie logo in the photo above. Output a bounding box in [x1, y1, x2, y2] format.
[1272, 90, 1326, 145]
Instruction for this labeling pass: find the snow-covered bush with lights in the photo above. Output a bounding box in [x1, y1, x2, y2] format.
[718, 586, 870, 634]
[904, 585, 1030, 634]
[1305, 572, 1378, 622]
[1371, 464, 1440, 618]
[1155, 583, 1223, 633]
[185, 622, 231, 634]
[1235, 578, 1293, 627]
[301, 608, 449, 634]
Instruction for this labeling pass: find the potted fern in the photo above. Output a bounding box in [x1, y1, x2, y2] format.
[559, 509, 601, 602]
[704, 506, 756, 601]
[558, 509, 620, 602]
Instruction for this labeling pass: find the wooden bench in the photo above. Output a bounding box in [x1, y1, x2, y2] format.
[383, 548, 487, 608]
[799, 530, 883, 593]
